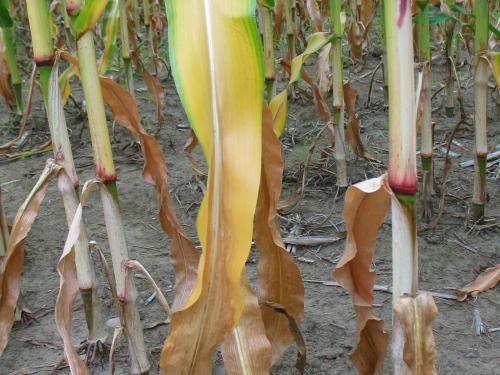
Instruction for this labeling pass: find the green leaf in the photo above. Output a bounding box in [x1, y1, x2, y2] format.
[257, 0, 275, 8]
[73, 0, 108, 33]
[0, 2, 13, 28]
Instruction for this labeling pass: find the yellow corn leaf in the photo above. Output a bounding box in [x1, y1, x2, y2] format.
[160, 0, 265, 373]
[485, 52, 500, 88]
[270, 32, 337, 135]
[73, 0, 109, 34]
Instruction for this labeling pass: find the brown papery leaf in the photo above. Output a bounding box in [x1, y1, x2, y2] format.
[333, 175, 390, 373]
[316, 44, 331, 101]
[99, 77, 199, 309]
[394, 293, 438, 375]
[260, 301, 306, 374]
[54, 171, 91, 375]
[306, 0, 323, 32]
[255, 105, 304, 363]
[0, 160, 61, 355]
[281, 59, 330, 120]
[456, 264, 500, 301]
[143, 68, 165, 132]
[221, 276, 272, 374]
[343, 82, 378, 162]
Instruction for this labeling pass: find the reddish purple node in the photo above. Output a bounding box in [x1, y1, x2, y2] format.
[397, 0, 408, 29]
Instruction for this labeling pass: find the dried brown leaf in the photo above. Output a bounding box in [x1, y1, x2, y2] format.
[143, 68, 165, 132]
[255, 105, 304, 363]
[281, 59, 330, 119]
[274, 0, 285, 37]
[99, 77, 199, 309]
[456, 264, 500, 301]
[343, 81, 378, 161]
[221, 277, 272, 375]
[316, 44, 331, 101]
[306, 0, 323, 32]
[333, 175, 390, 373]
[0, 161, 61, 355]
[393, 293, 438, 375]
[0, 33, 14, 109]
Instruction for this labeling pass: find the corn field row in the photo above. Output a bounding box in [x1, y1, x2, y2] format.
[0, 0, 498, 374]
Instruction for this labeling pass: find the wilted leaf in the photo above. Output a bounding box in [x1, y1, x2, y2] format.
[0, 161, 61, 355]
[221, 277, 272, 375]
[99, 77, 199, 309]
[54, 170, 90, 375]
[394, 293, 438, 375]
[143, 68, 165, 132]
[343, 81, 378, 161]
[255, 105, 304, 362]
[316, 43, 331, 101]
[274, 0, 285, 37]
[160, 0, 264, 373]
[306, 0, 322, 32]
[456, 264, 500, 301]
[333, 175, 390, 373]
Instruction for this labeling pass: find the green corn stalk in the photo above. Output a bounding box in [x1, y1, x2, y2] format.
[444, 3, 456, 117]
[416, 0, 434, 219]
[119, 0, 135, 96]
[0, 0, 22, 112]
[471, 0, 488, 221]
[25, 0, 107, 346]
[330, 0, 348, 187]
[69, 0, 149, 370]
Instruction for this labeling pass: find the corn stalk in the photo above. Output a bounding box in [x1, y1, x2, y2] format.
[384, 0, 418, 371]
[416, 0, 433, 219]
[471, 0, 488, 221]
[330, 0, 348, 187]
[0, 0, 22, 112]
[25, 0, 106, 346]
[259, 1, 276, 100]
[119, 0, 134, 96]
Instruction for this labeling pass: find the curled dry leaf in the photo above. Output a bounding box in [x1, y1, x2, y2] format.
[456, 263, 500, 301]
[333, 175, 390, 374]
[260, 301, 306, 374]
[99, 77, 199, 309]
[221, 276, 272, 375]
[347, 0, 376, 61]
[306, 0, 322, 32]
[393, 293, 438, 375]
[143, 68, 165, 132]
[343, 81, 378, 162]
[316, 44, 331, 102]
[255, 105, 304, 363]
[0, 160, 61, 355]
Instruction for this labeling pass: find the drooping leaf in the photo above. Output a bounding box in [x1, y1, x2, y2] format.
[343, 81, 378, 161]
[0, 161, 61, 355]
[333, 175, 390, 374]
[270, 32, 337, 135]
[255, 105, 304, 362]
[160, 0, 265, 372]
[73, 0, 109, 34]
[221, 277, 272, 375]
[393, 293, 438, 374]
[143, 68, 165, 132]
[456, 263, 500, 301]
[316, 43, 331, 101]
[99, 77, 199, 309]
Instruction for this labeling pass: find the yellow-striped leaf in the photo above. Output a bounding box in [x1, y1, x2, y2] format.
[160, 0, 265, 373]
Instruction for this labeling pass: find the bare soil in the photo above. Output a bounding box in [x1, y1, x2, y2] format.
[0, 50, 499, 375]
